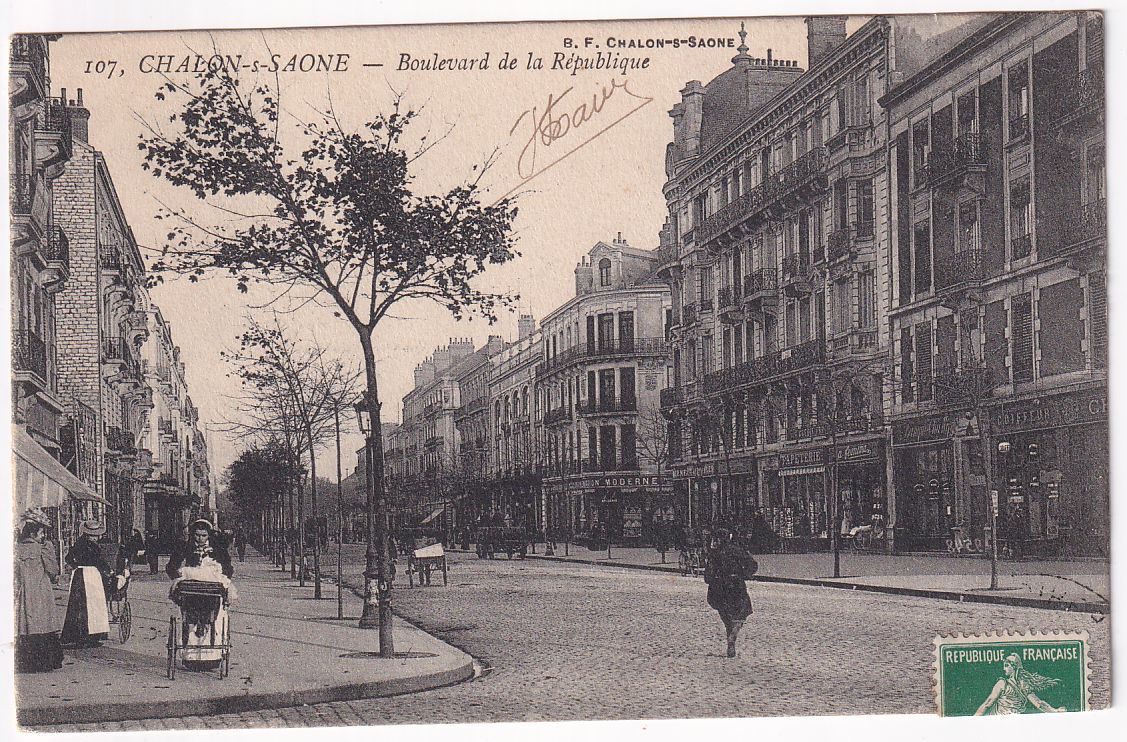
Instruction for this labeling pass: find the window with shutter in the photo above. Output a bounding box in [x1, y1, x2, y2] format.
[900, 327, 914, 403]
[1011, 293, 1034, 383]
[915, 323, 933, 401]
[1089, 271, 1107, 369]
[1038, 279, 1083, 377]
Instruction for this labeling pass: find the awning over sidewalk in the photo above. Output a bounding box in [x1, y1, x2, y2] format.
[420, 507, 445, 525]
[13, 426, 105, 511]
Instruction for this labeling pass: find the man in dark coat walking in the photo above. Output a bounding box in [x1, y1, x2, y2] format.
[704, 527, 757, 658]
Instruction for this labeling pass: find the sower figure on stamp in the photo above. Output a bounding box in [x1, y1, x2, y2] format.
[704, 527, 758, 658]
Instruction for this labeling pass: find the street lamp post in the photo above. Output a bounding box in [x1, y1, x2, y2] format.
[354, 396, 394, 656]
[991, 440, 1009, 591]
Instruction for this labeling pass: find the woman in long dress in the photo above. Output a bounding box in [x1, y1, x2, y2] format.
[61, 520, 112, 647]
[15, 511, 63, 672]
[975, 654, 1066, 714]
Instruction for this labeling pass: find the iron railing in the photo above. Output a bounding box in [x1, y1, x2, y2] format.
[47, 225, 69, 265]
[743, 269, 777, 297]
[13, 330, 48, 380]
[925, 133, 985, 184]
[702, 340, 825, 393]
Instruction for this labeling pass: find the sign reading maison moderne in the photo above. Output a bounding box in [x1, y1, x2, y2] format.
[593, 474, 663, 488]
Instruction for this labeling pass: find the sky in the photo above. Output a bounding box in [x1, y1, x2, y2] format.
[47, 15, 877, 482]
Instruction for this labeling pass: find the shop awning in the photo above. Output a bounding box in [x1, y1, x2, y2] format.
[13, 426, 105, 511]
[419, 507, 445, 525]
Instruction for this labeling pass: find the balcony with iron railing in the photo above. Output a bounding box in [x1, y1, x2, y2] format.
[1061, 198, 1106, 249]
[105, 426, 137, 456]
[717, 285, 742, 324]
[936, 245, 987, 293]
[786, 420, 829, 442]
[13, 329, 49, 383]
[924, 133, 985, 187]
[1050, 66, 1104, 131]
[99, 243, 122, 272]
[681, 302, 699, 327]
[102, 335, 143, 382]
[743, 269, 778, 313]
[536, 337, 670, 377]
[696, 148, 828, 248]
[11, 173, 33, 217]
[10, 36, 48, 105]
[158, 418, 176, 437]
[1008, 113, 1030, 142]
[827, 228, 852, 263]
[578, 396, 638, 415]
[702, 339, 825, 393]
[35, 97, 74, 168]
[543, 406, 572, 426]
[46, 225, 69, 266]
[933, 366, 995, 408]
[781, 254, 812, 297]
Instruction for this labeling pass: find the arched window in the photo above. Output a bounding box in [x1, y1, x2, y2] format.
[599, 258, 612, 286]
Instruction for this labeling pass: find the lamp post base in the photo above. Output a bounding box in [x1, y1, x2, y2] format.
[358, 576, 380, 628]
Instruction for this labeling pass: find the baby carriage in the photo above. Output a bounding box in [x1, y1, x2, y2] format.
[166, 579, 232, 679]
[100, 544, 133, 644]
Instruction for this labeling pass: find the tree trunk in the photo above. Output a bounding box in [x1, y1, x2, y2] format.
[335, 406, 344, 620]
[308, 432, 322, 599]
[358, 330, 394, 655]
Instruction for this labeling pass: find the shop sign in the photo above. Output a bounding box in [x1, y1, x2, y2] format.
[779, 448, 824, 469]
[892, 413, 956, 446]
[991, 390, 1108, 434]
[594, 474, 661, 488]
[836, 440, 881, 462]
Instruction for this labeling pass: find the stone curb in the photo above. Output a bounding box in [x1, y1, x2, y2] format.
[18, 658, 474, 727]
[452, 550, 1108, 615]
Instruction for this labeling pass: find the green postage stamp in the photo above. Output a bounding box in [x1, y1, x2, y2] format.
[934, 631, 1090, 716]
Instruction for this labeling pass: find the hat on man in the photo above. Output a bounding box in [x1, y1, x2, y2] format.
[189, 518, 214, 534]
[79, 520, 106, 537]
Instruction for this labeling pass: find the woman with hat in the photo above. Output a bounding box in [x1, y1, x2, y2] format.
[15, 510, 64, 672]
[703, 526, 758, 658]
[61, 520, 112, 647]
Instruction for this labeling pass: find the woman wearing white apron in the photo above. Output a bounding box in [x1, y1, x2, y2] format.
[61, 521, 112, 647]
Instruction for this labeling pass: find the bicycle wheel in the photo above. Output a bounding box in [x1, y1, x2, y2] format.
[119, 601, 132, 643]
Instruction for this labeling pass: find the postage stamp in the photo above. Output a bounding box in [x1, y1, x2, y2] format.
[933, 631, 1090, 716]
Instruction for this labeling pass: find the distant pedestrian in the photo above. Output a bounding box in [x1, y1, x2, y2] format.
[146, 530, 161, 574]
[234, 527, 247, 562]
[126, 529, 146, 566]
[15, 510, 63, 673]
[704, 527, 758, 658]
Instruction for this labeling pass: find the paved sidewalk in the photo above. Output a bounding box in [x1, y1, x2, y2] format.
[16, 554, 473, 727]
[493, 544, 1109, 612]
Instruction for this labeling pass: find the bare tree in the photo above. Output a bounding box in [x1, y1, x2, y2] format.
[140, 54, 520, 653]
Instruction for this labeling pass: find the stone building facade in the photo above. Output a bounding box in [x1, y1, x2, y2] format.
[538, 236, 672, 545]
[882, 11, 1106, 556]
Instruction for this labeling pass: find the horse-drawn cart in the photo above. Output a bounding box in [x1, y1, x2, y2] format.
[474, 526, 528, 559]
[407, 543, 448, 587]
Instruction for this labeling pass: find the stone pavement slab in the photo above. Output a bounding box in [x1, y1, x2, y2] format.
[492, 544, 1109, 612]
[16, 554, 473, 727]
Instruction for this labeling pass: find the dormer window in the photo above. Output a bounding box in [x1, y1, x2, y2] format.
[599, 258, 612, 286]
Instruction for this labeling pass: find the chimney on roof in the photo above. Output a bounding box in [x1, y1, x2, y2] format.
[805, 16, 848, 69]
[62, 86, 90, 144]
[518, 314, 535, 341]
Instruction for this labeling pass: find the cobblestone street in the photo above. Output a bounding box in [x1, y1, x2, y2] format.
[42, 551, 1110, 731]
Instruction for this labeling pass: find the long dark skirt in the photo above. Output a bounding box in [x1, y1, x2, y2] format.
[707, 577, 753, 624]
[16, 632, 63, 673]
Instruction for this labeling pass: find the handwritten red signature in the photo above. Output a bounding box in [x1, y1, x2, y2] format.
[508, 77, 653, 186]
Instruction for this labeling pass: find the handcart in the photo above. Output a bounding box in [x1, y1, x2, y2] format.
[407, 543, 448, 587]
[167, 579, 231, 680]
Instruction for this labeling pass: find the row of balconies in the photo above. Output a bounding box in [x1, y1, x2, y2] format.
[102, 335, 143, 382]
[695, 147, 829, 247]
[535, 337, 670, 377]
[542, 457, 641, 478]
[686, 340, 826, 397]
[543, 395, 641, 425]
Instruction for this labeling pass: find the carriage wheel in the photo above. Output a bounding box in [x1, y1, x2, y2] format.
[118, 601, 132, 643]
[167, 616, 177, 680]
[219, 616, 230, 679]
